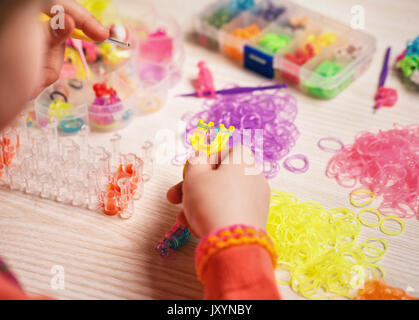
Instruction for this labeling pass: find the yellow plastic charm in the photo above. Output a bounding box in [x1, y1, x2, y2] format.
[65, 47, 92, 79]
[306, 31, 338, 54]
[98, 43, 131, 64]
[190, 119, 235, 156]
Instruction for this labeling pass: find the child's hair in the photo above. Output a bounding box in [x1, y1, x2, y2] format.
[0, 0, 32, 30]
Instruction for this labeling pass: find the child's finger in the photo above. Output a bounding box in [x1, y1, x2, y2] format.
[219, 145, 256, 168]
[43, 14, 75, 47]
[42, 0, 109, 42]
[167, 181, 183, 204]
[183, 151, 212, 178]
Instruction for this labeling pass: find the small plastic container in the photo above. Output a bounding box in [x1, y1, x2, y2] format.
[132, 11, 184, 114]
[196, 0, 376, 99]
[35, 79, 89, 135]
[301, 47, 355, 99]
[244, 22, 296, 78]
[88, 63, 136, 132]
[219, 10, 270, 64]
[195, 0, 256, 51]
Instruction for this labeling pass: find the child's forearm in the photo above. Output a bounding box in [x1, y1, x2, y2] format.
[200, 245, 281, 300]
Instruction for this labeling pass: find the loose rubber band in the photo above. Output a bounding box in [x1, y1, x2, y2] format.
[49, 91, 68, 102]
[379, 215, 405, 236]
[283, 154, 309, 173]
[357, 207, 382, 227]
[364, 263, 386, 278]
[59, 118, 84, 134]
[350, 189, 376, 207]
[317, 137, 344, 153]
[360, 237, 387, 262]
[68, 79, 84, 90]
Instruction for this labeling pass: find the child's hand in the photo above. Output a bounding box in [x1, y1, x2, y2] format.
[34, 0, 109, 95]
[167, 146, 271, 238]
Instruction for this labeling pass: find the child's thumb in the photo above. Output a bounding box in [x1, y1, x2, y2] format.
[176, 211, 199, 238]
[44, 14, 75, 47]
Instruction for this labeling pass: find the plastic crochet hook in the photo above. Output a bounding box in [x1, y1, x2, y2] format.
[40, 13, 130, 47]
[374, 47, 397, 110]
[177, 84, 288, 97]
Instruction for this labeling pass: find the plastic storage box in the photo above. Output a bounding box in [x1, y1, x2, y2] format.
[88, 63, 137, 132]
[35, 79, 90, 135]
[195, 0, 376, 98]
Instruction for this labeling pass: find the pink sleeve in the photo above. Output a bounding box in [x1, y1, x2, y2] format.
[201, 245, 281, 300]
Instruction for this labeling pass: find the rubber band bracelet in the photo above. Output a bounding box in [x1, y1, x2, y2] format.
[195, 224, 277, 283]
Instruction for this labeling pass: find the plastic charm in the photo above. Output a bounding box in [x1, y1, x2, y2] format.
[190, 119, 235, 156]
[196, 61, 216, 98]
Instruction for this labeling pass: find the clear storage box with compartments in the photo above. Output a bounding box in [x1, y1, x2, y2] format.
[195, 0, 376, 99]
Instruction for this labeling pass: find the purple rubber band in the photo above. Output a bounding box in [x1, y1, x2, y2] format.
[283, 154, 309, 173]
[182, 86, 299, 179]
[317, 137, 344, 153]
[171, 152, 191, 166]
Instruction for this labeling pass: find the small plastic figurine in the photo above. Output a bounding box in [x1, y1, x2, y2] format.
[92, 83, 122, 109]
[196, 61, 216, 98]
[90, 83, 123, 127]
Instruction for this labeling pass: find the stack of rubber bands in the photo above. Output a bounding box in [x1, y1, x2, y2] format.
[183, 87, 299, 178]
[326, 125, 419, 218]
[267, 190, 387, 299]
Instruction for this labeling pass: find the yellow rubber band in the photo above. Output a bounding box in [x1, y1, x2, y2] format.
[350, 189, 375, 207]
[364, 263, 386, 278]
[327, 208, 355, 220]
[379, 215, 405, 236]
[357, 207, 382, 227]
[362, 237, 388, 252]
[360, 237, 388, 262]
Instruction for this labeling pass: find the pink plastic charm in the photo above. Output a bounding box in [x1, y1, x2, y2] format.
[196, 61, 216, 98]
[375, 87, 398, 108]
[138, 28, 173, 63]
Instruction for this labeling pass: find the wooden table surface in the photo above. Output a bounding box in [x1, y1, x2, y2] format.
[0, 0, 418, 300]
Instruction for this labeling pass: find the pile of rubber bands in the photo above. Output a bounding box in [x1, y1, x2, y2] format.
[327, 125, 419, 218]
[353, 278, 418, 300]
[183, 87, 299, 178]
[267, 190, 387, 299]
